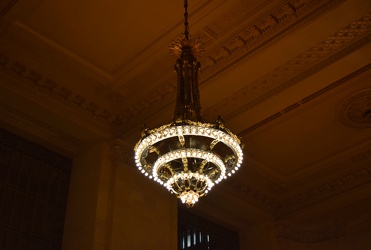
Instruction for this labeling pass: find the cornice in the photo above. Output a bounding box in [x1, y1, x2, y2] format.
[279, 166, 371, 215]
[201, 0, 272, 39]
[227, 165, 371, 216]
[238, 63, 371, 136]
[0, 102, 81, 155]
[205, 13, 371, 123]
[0, 55, 123, 129]
[225, 178, 282, 213]
[199, 0, 346, 82]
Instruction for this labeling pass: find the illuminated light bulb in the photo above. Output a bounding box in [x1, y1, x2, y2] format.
[133, 1, 244, 206]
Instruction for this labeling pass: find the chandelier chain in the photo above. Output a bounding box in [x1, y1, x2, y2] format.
[184, 0, 189, 40]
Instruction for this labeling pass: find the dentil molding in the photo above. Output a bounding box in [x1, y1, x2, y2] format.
[205, 13, 371, 122]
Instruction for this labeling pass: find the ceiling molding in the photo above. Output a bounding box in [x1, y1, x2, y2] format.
[225, 162, 371, 216]
[279, 166, 371, 215]
[0, 54, 123, 129]
[238, 63, 371, 137]
[0, 102, 81, 156]
[205, 14, 371, 123]
[199, 0, 346, 83]
[225, 178, 282, 213]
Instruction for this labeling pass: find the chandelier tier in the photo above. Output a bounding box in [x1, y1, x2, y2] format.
[134, 0, 243, 208]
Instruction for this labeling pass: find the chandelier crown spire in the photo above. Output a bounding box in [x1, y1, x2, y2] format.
[171, 0, 205, 123]
[134, 0, 244, 208]
[183, 0, 190, 41]
[173, 43, 203, 123]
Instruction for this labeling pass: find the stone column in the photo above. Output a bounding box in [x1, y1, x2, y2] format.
[111, 140, 178, 250]
[62, 141, 115, 250]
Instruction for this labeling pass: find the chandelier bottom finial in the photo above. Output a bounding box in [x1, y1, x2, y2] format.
[180, 190, 199, 208]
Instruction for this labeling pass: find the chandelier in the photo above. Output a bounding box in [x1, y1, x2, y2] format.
[134, 0, 243, 208]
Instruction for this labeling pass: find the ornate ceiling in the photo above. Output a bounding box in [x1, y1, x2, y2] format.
[1, 0, 371, 236]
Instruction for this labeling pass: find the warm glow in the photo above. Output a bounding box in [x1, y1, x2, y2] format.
[134, 0, 243, 207]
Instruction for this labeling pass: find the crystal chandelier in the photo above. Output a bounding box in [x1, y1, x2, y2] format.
[134, 0, 243, 208]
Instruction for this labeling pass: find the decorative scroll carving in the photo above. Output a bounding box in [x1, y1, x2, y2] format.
[225, 179, 282, 212]
[280, 167, 371, 213]
[349, 151, 371, 164]
[337, 88, 371, 128]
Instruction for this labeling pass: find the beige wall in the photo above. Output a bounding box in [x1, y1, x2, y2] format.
[62, 141, 178, 250]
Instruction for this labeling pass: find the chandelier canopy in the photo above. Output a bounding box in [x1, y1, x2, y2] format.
[134, 0, 243, 208]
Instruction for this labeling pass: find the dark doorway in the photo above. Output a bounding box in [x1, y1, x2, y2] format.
[178, 208, 239, 250]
